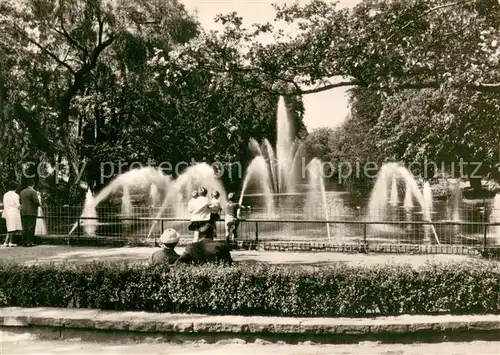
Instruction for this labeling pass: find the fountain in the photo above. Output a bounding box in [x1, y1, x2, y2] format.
[149, 184, 160, 207]
[239, 96, 332, 239]
[238, 156, 274, 217]
[146, 163, 227, 239]
[449, 180, 461, 222]
[35, 192, 47, 236]
[422, 181, 434, 243]
[305, 158, 331, 239]
[75, 188, 98, 236]
[68, 167, 171, 236]
[246, 97, 304, 195]
[366, 162, 427, 235]
[389, 176, 399, 207]
[121, 186, 132, 226]
[489, 193, 500, 244]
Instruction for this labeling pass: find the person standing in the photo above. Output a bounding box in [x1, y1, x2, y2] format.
[19, 179, 40, 247]
[208, 190, 222, 239]
[187, 187, 211, 242]
[224, 192, 249, 243]
[1, 182, 22, 247]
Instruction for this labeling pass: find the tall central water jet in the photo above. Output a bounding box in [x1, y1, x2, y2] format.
[245, 97, 303, 197]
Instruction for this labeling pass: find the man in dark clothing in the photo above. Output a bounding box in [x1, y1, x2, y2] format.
[175, 238, 232, 266]
[151, 228, 180, 265]
[19, 179, 40, 247]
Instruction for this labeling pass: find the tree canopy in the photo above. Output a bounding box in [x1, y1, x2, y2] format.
[1, 0, 499, 201]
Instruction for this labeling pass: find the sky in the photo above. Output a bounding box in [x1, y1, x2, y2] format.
[181, 0, 361, 131]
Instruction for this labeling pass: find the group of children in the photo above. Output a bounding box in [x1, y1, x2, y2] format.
[187, 187, 248, 243]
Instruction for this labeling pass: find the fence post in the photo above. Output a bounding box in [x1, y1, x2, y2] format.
[255, 221, 259, 243]
[363, 222, 367, 244]
[77, 216, 81, 237]
[483, 223, 488, 251]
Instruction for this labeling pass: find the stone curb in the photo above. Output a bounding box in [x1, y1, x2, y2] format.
[0, 307, 498, 335]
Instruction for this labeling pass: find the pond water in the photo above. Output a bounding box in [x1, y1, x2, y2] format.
[38, 185, 498, 247]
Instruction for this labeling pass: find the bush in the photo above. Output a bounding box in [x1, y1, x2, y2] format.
[0, 261, 498, 316]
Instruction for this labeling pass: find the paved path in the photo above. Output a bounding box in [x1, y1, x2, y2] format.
[0, 245, 483, 266]
[1, 331, 498, 354]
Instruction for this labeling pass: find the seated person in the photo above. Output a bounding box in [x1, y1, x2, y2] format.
[175, 238, 232, 266]
[198, 219, 214, 240]
[151, 228, 180, 265]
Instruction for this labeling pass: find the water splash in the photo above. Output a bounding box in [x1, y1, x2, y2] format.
[404, 186, 414, 210]
[449, 180, 461, 222]
[149, 184, 160, 207]
[367, 163, 426, 235]
[263, 139, 277, 192]
[422, 181, 433, 243]
[389, 177, 399, 207]
[71, 188, 98, 236]
[121, 185, 133, 225]
[146, 163, 226, 238]
[490, 193, 500, 244]
[35, 206, 47, 235]
[93, 167, 170, 206]
[239, 156, 274, 217]
[35, 192, 47, 235]
[306, 158, 331, 240]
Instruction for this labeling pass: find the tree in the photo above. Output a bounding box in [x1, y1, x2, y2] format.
[0, 0, 308, 202]
[190, 0, 499, 97]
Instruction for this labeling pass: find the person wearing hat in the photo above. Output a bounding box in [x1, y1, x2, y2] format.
[151, 228, 181, 265]
[224, 192, 249, 243]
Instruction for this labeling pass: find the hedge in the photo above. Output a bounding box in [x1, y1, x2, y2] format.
[0, 261, 498, 317]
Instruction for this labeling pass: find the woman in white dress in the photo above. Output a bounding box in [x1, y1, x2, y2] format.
[2, 182, 22, 247]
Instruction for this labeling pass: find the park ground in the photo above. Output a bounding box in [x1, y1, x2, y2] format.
[0, 244, 487, 266]
[1, 331, 499, 354]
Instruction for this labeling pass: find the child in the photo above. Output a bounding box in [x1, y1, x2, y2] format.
[209, 191, 222, 239]
[224, 192, 249, 243]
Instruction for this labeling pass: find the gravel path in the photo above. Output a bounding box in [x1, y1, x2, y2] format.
[0, 331, 498, 354]
[0, 245, 485, 267]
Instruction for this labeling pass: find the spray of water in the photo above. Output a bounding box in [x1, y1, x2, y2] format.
[306, 158, 331, 240]
[238, 156, 274, 217]
[121, 185, 133, 225]
[490, 193, 500, 244]
[149, 184, 160, 207]
[146, 163, 226, 239]
[367, 163, 427, 235]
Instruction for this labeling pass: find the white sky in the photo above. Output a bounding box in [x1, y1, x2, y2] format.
[182, 0, 361, 131]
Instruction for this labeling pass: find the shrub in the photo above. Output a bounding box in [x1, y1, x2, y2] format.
[0, 260, 498, 316]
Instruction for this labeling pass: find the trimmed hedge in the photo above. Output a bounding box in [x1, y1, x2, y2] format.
[0, 261, 498, 317]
